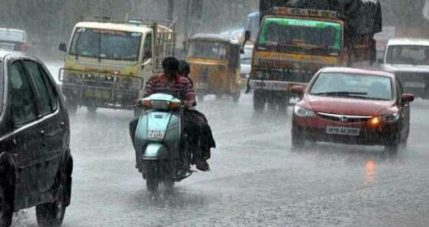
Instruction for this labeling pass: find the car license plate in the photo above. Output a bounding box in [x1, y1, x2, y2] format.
[404, 82, 426, 89]
[326, 126, 360, 136]
[84, 90, 109, 98]
[148, 130, 165, 140]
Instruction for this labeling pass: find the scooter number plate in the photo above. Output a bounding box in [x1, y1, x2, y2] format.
[148, 130, 165, 140]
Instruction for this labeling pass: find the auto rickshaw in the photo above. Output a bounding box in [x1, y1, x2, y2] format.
[186, 34, 243, 102]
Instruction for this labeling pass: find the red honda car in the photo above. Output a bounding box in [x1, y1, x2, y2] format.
[291, 67, 415, 153]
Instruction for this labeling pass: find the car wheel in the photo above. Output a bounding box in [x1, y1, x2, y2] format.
[385, 144, 399, 155]
[292, 128, 305, 149]
[0, 179, 13, 227]
[253, 90, 265, 112]
[36, 171, 69, 227]
[385, 133, 401, 155]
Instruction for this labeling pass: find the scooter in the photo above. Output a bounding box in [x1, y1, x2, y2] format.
[133, 93, 193, 192]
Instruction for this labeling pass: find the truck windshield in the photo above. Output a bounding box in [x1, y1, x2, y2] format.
[257, 18, 342, 53]
[187, 41, 227, 60]
[386, 45, 429, 65]
[69, 27, 142, 61]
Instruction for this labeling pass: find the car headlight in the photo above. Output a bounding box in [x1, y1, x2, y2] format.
[382, 113, 400, 123]
[294, 105, 316, 118]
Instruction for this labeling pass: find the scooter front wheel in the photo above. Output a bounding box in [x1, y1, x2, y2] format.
[144, 161, 160, 192]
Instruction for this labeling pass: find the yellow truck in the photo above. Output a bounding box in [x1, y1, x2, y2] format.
[58, 18, 175, 114]
[246, 4, 381, 112]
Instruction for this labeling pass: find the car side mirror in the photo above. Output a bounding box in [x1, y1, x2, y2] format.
[291, 85, 305, 99]
[59, 43, 67, 52]
[401, 93, 415, 103]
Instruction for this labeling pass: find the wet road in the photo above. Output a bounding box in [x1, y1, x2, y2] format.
[14, 63, 429, 226]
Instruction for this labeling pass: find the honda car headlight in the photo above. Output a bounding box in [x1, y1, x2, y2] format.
[382, 113, 400, 123]
[294, 105, 316, 118]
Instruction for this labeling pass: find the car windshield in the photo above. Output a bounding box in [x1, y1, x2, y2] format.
[257, 17, 342, 53]
[310, 72, 393, 101]
[69, 27, 142, 61]
[386, 45, 429, 65]
[187, 41, 227, 60]
[0, 30, 25, 42]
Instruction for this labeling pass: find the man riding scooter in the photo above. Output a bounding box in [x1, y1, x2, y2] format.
[130, 57, 215, 171]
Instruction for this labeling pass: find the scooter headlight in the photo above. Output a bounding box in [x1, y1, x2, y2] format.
[294, 105, 316, 118]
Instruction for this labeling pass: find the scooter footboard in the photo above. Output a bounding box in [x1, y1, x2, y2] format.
[142, 144, 168, 160]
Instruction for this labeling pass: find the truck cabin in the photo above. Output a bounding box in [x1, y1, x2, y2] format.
[255, 8, 344, 55]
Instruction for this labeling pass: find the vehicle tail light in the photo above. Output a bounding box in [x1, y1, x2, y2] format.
[168, 101, 180, 110]
[142, 100, 152, 108]
[17, 43, 30, 52]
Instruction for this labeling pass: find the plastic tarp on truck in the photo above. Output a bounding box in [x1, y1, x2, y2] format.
[259, 0, 382, 35]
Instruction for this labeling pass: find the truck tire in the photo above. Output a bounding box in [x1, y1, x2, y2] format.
[232, 92, 240, 103]
[253, 90, 265, 112]
[278, 94, 290, 114]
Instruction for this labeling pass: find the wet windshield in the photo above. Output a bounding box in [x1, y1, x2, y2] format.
[386, 45, 429, 65]
[257, 17, 342, 53]
[187, 41, 227, 59]
[310, 72, 393, 101]
[69, 27, 142, 61]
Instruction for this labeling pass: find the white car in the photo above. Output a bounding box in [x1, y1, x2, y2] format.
[381, 38, 429, 99]
[0, 28, 29, 51]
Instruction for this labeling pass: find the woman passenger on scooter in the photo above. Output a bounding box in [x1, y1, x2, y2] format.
[178, 60, 216, 162]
